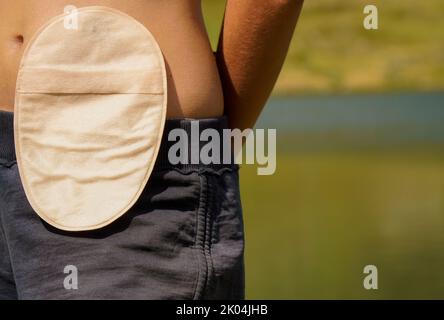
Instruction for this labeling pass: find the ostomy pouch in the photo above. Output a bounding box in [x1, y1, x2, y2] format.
[14, 7, 167, 231]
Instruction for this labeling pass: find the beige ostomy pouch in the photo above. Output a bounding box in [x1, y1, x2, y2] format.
[14, 7, 167, 231]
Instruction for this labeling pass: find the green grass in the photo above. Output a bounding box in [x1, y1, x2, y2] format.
[240, 148, 444, 298]
[202, 0, 444, 95]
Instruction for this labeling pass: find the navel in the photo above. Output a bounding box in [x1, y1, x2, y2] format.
[12, 34, 25, 48]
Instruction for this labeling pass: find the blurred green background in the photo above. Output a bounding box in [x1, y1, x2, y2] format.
[203, 0, 444, 95]
[202, 1, 444, 299]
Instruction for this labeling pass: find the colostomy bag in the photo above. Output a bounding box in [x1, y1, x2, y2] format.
[14, 6, 167, 231]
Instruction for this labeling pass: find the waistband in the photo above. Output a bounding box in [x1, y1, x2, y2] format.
[0, 110, 236, 172]
[0, 111, 14, 166]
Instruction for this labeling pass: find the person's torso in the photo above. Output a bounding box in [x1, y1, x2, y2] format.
[0, 0, 224, 118]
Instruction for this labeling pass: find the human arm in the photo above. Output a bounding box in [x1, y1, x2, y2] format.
[216, 0, 304, 130]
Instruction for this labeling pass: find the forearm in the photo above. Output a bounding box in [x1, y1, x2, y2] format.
[216, 0, 303, 130]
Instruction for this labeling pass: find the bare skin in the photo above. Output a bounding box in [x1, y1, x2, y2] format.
[0, 0, 223, 118]
[0, 0, 302, 127]
[218, 0, 304, 130]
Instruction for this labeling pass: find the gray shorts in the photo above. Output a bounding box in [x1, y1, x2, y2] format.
[0, 110, 244, 300]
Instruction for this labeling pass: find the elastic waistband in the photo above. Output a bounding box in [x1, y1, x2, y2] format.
[156, 116, 236, 172]
[0, 110, 236, 172]
[0, 111, 15, 166]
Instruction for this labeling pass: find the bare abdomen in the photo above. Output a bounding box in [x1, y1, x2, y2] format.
[0, 0, 224, 118]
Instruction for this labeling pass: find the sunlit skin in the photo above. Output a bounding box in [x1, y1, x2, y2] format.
[217, 0, 304, 130]
[0, 0, 302, 128]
